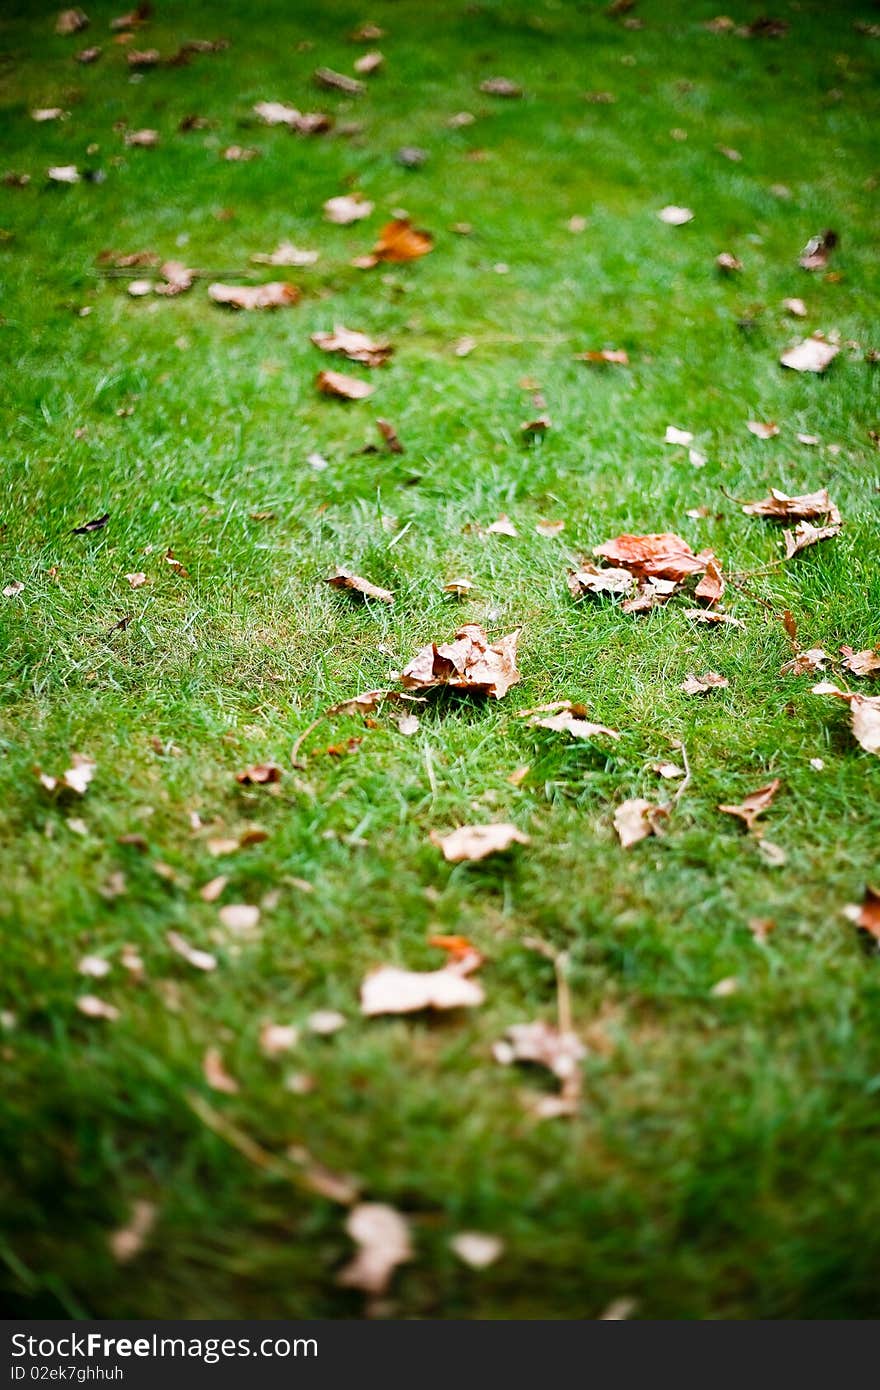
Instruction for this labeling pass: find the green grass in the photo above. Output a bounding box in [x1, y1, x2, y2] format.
[1, 0, 879, 1320]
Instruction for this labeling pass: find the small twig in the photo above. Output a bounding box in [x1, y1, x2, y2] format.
[672, 740, 691, 804]
[290, 715, 324, 768]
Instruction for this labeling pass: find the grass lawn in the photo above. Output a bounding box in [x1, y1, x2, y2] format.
[1, 0, 879, 1320]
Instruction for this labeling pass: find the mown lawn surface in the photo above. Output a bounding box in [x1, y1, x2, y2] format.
[1, 0, 878, 1320]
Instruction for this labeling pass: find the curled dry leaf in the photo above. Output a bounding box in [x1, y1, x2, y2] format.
[687, 610, 745, 628]
[746, 420, 779, 439]
[252, 241, 318, 267]
[199, 874, 227, 903]
[326, 568, 393, 603]
[811, 683, 880, 756]
[783, 519, 841, 557]
[338, 1204, 412, 1296]
[780, 334, 840, 373]
[681, 671, 728, 694]
[567, 563, 634, 598]
[38, 753, 96, 796]
[72, 512, 109, 534]
[694, 556, 725, 604]
[376, 418, 403, 453]
[125, 571, 147, 588]
[4, 580, 24, 597]
[316, 369, 373, 400]
[203, 1047, 239, 1094]
[311, 325, 393, 366]
[355, 217, 434, 268]
[208, 282, 299, 310]
[652, 761, 685, 779]
[223, 144, 260, 161]
[613, 798, 668, 848]
[354, 50, 384, 75]
[235, 763, 282, 784]
[843, 886, 880, 941]
[125, 128, 159, 147]
[799, 229, 837, 271]
[253, 100, 302, 127]
[593, 533, 712, 583]
[77, 995, 119, 1021]
[56, 8, 89, 34]
[167, 931, 216, 971]
[486, 514, 518, 537]
[450, 1232, 504, 1269]
[361, 952, 484, 1015]
[479, 76, 523, 97]
[430, 822, 529, 863]
[657, 205, 694, 225]
[718, 778, 781, 832]
[109, 1199, 156, 1264]
[742, 488, 840, 522]
[783, 297, 808, 318]
[841, 647, 880, 677]
[716, 251, 742, 272]
[398, 624, 521, 699]
[494, 1019, 585, 1084]
[326, 688, 418, 718]
[535, 518, 564, 537]
[324, 193, 374, 224]
[780, 648, 828, 676]
[314, 67, 365, 95]
[127, 49, 160, 68]
[259, 1022, 299, 1057]
[519, 701, 619, 741]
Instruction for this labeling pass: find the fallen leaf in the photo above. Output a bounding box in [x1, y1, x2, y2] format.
[486, 514, 518, 537]
[694, 556, 725, 604]
[398, 624, 521, 699]
[574, 348, 629, 365]
[77, 995, 119, 1021]
[450, 1232, 504, 1269]
[253, 100, 302, 126]
[259, 1022, 300, 1057]
[314, 66, 364, 95]
[396, 712, 420, 736]
[48, 165, 80, 184]
[223, 144, 260, 161]
[783, 297, 808, 318]
[311, 325, 393, 367]
[841, 647, 880, 677]
[38, 753, 96, 796]
[430, 823, 529, 863]
[593, 533, 711, 583]
[208, 282, 299, 310]
[316, 369, 373, 400]
[167, 931, 216, 971]
[780, 648, 828, 676]
[716, 251, 742, 272]
[124, 571, 147, 588]
[797, 433, 820, 445]
[338, 1204, 412, 1295]
[32, 107, 68, 122]
[354, 50, 384, 75]
[522, 415, 552, 438]
[78, 954, 111, 978]
[203, 1047, 239, 1095]
[843, 886, 880, 940]
[657, 205, 694, 225]
[72, 512, 109, 534]
[324, 193, 374, 224]
[613, 798, 668, 848]
[479, 76, 522, 97]
[361, 952, 484, 1015]
[711, 976, 739, 997]
[687, 610, 745, 628]
[780, 334, 840, 373]
[3, 581, 24, 597]
[218, 904, 261, 933]
[799, 229, 837, 271]
[326, 568, 393, 603]
[235, 763, 282, 784]
[746, 420, 779, 439]
[567, 563, 635, 598]
[454, 335, 476, 357]
[127, 48, 160, 67]
[718, 779, 781, 831]
[154, 260, 194, 297]
[109, 1200, 156, 1264]
[356, 217, 434, 267]
[651, 761, 685, 779]
[251, 241, 318, 267]
[376, 418, 403, 453]
[493, 1019, 585, 1091]
[681, 671, 729, 694]
[811, 682, 880, 755]
[199, 875, 227, 903]
[783, 519, 841, 557]
[124, 128, 159, 147]
[535, 518, 564, 537]
[56, 8, 89, 34]
[308, 1009, 346, 1036]
[742, 488, 840, 522]
[519, 701, 619, 741]
[664, 425, 694, 446]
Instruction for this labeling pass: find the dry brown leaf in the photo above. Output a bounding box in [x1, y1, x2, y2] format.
[574, 348, 629, 365]
[259, 1022, 300, 1057]
[203, 1047, 239, 1094]
[48, 165, 80, 183]
[485, 514, 518, 537]
[522, 415, 552, 438]
[479, 76, 522, 97]
[127, 48, 160, 67]
[316, 369, 374, 400]
[657, 205, 694, 225]
[324, 193, 374, 224]
[311, 325, 393, 367]
[593, 533, 711, 583]
[167, 930, 216, 971]
[613, 798, 668, 848]
[430, 823, 529, 863]
[780, 648, 828, 676]
[253, 100, 302, 127]
[621, 577, 678, 614]
[841, 647, 880, 677]
[154, 260, 194, 296]
[208, 282, 299, 310]
[716, 251, 742, 272]
[376, 418, 403, 453]
[783, 519, 842, 557]
[780, 334, 840, 373]
[78, 955, 111, 978]
[356, 217, 434, 268]
[567, 563, 635, 598]
[315, 66, 364, 95]
[361, 955, 484, 1015]
[354, 50, 384, 75]
[32, 107, 68, 122]
[519, 701, 619, 741]
[109, 1200, 156, 1264]
[535, 518, 564, 537]
[77, 995, 119, 1021]
[338, 1203, 412, 1295]
[124, 571, 147, 588]
[494, 1019, 585, 1084]
[235, 763, 282, 784]
[308, 1009, 346, 1035]
[799, 229, 837, 271]
[694, 556, 725, 604]
[718, 778, 781, 831]
[687, 610, 746, 628]
[450, 1232, 504, 1269]
[746, 419, 779, 439]
[681, 671, 728, 694]
[199, 875, 227, 903]
[218, 903, 261, 933]
[56, 8, 89, 34]
[252, 241, 318, 267]
[742, 488, 840, 522]
[811, 682, 880, 756]
[398, 624, 521, 699]
[652, 761, 685, 779]
[783, 297, 808, 318]
[327, 688, 405, 717]
[223, 144, 260, 161]
[326, 568, 393, 603]
[843, 886, 880, 941]
[125, 127, 159, 147]
[38, 753, 96, 796]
